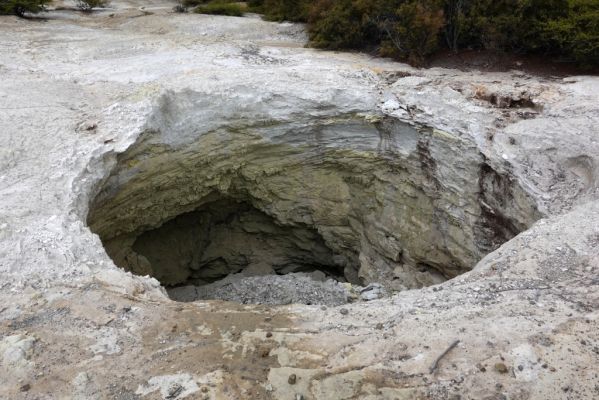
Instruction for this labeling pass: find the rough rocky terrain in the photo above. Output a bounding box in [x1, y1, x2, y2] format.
[1, 1, 598, 399]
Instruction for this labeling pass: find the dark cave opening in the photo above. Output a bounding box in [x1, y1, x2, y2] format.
[99, 197, 351, 303]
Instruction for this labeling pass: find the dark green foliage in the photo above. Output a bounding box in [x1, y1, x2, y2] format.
[308, 0, 378, 49]
[0, 0, 50, 16]
[195, 1, 245, 17]
[308, 0, 445, 63]
[181, 0, 203, 8]
[247, 0, 263, 8]
[444, 0, 598, 65]
[255, 0, 309, 22]
[446, 0, 565, 51]
[378, 1, 445, 63]
[253, 0, 599, 67]
[540, 0, 599, 66]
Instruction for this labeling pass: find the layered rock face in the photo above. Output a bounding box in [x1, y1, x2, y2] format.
[88, 92, 540, 294]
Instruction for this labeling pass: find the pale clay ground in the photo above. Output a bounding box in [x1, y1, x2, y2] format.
[1, 1, 599, 399]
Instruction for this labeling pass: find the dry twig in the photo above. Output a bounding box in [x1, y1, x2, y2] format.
[429, 339, 460, 374]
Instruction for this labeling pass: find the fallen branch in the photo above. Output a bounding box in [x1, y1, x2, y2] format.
[429, 339, 460, 374]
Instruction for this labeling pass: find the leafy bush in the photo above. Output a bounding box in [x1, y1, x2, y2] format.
[181, 0, 203, 7]
[540, 0, 599, 66]
[378, 1, 445, 64]
[443, 0, 598, 65]
[308, 0, 377, 49]
[76, 0, 108, 12]
[247, 0, 263, 10]
[308, 0, 444, 63]
[0, 0, 50, 16]
[445, 0, 559, 52]
[261, 0, 308, 22]
[195, 1, 245, 16]
[253, 0, 598, 67]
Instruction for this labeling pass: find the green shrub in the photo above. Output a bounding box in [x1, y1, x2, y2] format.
[181, 0, 203, 7]
[540, 0, 599, 66]
[247, 0, 263, 10]
[379, 1, 445, 64]
[445, 0, 598, 66]
[0, 0, 50, 16]
[308, 0, 377, 49]
[251, 0, 599, 68]
[195, 1, 245, 16]
[443, 0, 572, 52]
[259, 0, 308, 22]
[308, 0, 444, 63]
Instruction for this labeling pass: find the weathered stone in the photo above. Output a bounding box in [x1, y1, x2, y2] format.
[494, 363, 509, 374]
[359, 283, 387, 301]
[88, 107, 539, 294]
[1, 1, 599, 399]
[168, 273, 351, 306]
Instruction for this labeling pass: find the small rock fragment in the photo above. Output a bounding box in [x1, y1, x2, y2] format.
[77, 120, 98, 132]
[288, 374, 297, 385]
[166, 383, 183, 399]
[339, 308, 349, 315]
[359, 283, 387, 301]
[494, 362, 508, 373]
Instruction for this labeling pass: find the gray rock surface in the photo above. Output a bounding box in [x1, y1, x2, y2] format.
[0, 1, 598, 399]
[168, 273, 352, 306]
[87, 73, 540, 293]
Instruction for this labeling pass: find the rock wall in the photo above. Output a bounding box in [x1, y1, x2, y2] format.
[88, 92, 541, 291]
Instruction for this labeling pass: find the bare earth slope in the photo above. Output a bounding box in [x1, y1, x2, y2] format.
[1, 2, 598, 399]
